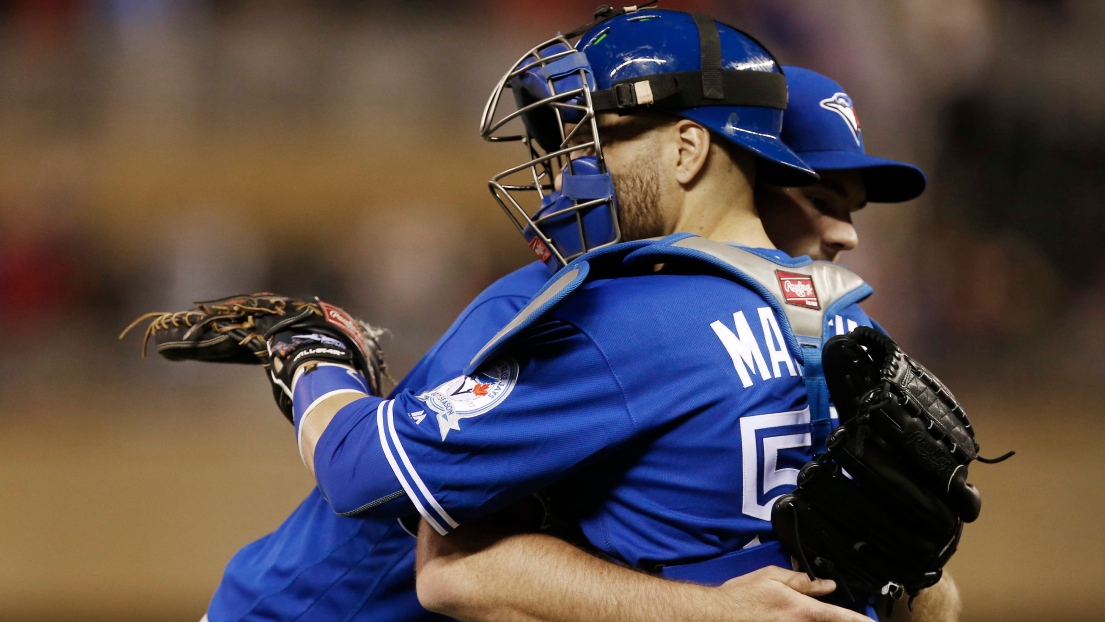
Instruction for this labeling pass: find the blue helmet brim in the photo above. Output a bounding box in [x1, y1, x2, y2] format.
[678, 105, 819, 188]
[795, 150, 927, 203]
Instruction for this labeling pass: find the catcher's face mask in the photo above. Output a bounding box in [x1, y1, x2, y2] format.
[480, 35, 620, 274]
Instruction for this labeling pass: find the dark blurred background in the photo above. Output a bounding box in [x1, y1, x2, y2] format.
[0, 0, 1101, 620]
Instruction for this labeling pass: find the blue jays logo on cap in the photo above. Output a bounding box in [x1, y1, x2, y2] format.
[780, 66, 926, 202]
[818, 92, 861, 146]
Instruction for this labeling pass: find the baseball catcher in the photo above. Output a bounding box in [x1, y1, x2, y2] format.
[773, 326, 1013, 611]
[121, 294, 388, 421]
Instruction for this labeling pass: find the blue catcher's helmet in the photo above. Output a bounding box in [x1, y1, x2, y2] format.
[480, 6, 816, 272]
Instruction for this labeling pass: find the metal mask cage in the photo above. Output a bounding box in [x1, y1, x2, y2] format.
[479, 34, 621, 268]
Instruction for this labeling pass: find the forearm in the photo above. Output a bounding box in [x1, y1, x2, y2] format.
[290, 363, 414, 516]
[882, 573, 960, 622]
[415, 521, 727, 622]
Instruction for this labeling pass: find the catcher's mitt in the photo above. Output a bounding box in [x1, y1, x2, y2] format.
[121, 294, 388, 421]
[772, 326, 1012, 607]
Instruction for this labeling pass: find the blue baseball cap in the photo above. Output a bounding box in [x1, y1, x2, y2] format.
[781, 66, 926, 202]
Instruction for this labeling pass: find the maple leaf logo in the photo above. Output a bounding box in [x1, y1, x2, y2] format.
[472, 383, 490, 397]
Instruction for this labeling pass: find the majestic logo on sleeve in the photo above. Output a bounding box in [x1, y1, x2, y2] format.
[819, 92, 861, 146]
[417, 358, 519, 440]
[776, 270, 820, 310]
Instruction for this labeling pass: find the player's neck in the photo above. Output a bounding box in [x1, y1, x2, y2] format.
[669, 156, 775, 250]
[702, 209, 775, 249]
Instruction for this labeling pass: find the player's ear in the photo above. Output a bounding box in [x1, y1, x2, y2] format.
[673, 119, 711, 186]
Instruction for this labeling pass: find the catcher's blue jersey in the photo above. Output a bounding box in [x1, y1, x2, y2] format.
[205, 261, 551, 622]
[210, 235, 881, 621]
[302, 235, 878, 574]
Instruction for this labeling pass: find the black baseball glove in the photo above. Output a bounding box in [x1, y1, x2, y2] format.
[772, 326, 1012, 607]
[121, 294, 388, 421]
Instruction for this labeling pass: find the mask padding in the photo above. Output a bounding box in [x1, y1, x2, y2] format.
[509, 43, 595, 153]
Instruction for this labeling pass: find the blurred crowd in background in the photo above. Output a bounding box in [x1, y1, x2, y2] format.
[1, 1, 1103, 620]
[2, 0, 1104, 385]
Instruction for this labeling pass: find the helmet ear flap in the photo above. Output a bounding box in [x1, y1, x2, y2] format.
[509, 42, 595, 153]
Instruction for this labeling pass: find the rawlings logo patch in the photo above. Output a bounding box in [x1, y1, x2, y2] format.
[417, 358, 519, 440]
[319, 301, 371, 358]
[906, 430, 958, 473]
[529, 237, 552, 263]
[777, 270, 820, 310]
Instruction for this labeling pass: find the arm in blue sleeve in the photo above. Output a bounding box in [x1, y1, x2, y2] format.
[296, 318, 637, 533]
[291, 287, 540, 518]
[291, 362, 412, 517]
[318, 321, 637, 535]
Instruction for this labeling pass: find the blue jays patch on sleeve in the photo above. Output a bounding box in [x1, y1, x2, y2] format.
[417, 358, 520, 440]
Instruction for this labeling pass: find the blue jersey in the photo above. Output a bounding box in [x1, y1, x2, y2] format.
[205, 261, 551, 622]
[297, 235, 879, 578]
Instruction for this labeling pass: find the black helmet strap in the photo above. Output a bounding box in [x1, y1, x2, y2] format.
[591, 70, 787, 113]
[691, 13, 725, 100]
